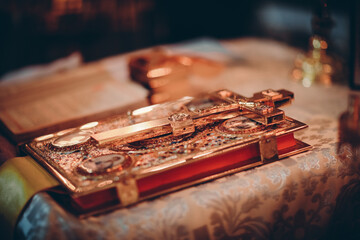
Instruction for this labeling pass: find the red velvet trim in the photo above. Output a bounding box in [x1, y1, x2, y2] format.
[73, 132, 295, 211]
[72, 187, 119, 210]
[137, 133, 295, 197]
[137, 143, 259, 197]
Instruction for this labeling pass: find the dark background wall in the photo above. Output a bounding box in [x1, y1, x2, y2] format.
[0, 0, 354, 78]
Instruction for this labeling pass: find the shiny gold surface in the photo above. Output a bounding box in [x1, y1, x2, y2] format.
[92, 118, 170, 145]
[92, 89, 293, 146]
[24, 89, 311, 214]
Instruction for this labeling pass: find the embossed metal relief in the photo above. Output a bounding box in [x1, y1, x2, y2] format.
[24, 89, 311, 214]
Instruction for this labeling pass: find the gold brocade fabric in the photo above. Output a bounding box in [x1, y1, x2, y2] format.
[0, 156, 59, 240]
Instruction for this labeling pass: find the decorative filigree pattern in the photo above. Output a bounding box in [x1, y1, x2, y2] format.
[13, 39, 359, 240]
[15, 114, 360, 240]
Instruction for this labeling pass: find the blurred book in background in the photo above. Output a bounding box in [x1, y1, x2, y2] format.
[0, 54, 147, 144]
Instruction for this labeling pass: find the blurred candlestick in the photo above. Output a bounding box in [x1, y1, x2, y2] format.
[292, 0, 342, 87]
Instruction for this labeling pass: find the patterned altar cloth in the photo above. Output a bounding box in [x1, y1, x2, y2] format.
[12, 38, 360, 239]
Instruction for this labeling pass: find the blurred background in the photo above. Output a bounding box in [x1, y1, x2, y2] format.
[0, 0, 355, 79]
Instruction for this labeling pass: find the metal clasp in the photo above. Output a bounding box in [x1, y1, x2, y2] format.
[168, 112, 195, 136]
[116, 177, 139, 206]
[259, 135, 278, 163]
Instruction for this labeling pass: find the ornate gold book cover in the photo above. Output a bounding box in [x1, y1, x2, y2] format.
[25, 89, 311, 215]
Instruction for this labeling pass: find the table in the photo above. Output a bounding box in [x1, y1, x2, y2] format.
[4, 38, 360, 239]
